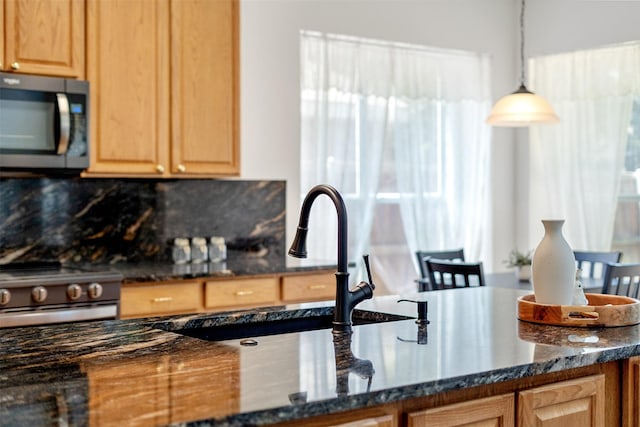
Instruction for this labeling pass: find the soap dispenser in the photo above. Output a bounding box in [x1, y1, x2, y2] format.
[397, 299, 430, 345]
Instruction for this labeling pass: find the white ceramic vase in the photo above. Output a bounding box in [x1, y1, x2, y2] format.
[531, 219, 576, 305]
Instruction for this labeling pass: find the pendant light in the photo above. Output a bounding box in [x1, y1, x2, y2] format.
[486, 0, 559, 127]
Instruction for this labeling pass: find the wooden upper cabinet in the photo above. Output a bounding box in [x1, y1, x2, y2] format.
[2, 0, 85, 78]
[85, 0, 239, 177]
[170, 0, 239, 175]
[0, 1, 4, 70]
[86, 0, 170, 175]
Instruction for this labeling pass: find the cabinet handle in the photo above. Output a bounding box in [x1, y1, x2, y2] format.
[10, 62, 20, 70]
[308, 284, 327, 290]
[152, 297, 173, 303]
[177, 164, 186, 173]
[235, 290, 254, 296]
[156, 164, 165, 173]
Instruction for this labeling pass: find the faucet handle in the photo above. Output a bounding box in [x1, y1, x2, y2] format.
[362, 254, 375, 289]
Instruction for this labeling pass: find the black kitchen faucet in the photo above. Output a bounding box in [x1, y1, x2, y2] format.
[288, 184, 375, 333]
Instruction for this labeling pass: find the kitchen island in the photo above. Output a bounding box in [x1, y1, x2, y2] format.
[2, 287, 640, 426]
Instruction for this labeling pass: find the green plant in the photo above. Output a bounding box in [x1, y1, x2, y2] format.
[503, 249, 532, 268]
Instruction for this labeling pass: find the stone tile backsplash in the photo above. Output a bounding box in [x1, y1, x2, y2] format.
[0, 178, 285, 265]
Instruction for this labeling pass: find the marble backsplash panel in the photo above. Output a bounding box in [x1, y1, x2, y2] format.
[0, 178, 285, 265]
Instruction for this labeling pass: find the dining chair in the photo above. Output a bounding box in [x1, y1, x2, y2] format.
[601, 262, 640, 298]
[425, 258, 485, 290]
[573, 250, 622, 279]
[415, 249, 465, 291]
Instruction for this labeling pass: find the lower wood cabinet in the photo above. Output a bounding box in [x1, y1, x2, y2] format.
[330, 414, 397, 427]
[518, 374, 605, 426]
[275, 364, 615, 427]
[406, 393, 515, 427]
[405, 375, 605, 427]
[120, 269, 335, 318]
[623, 356, 640, 427]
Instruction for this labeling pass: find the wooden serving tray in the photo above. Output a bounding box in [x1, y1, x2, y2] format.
[517, 293, 640, 327]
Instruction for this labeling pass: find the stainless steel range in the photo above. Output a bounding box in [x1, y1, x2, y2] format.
[0, 262, 122, 328]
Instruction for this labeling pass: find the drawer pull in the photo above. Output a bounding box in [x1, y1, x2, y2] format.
[152, 297, 173, 303]
[308, 284, 327, 290]
[235, 290, 254, 296]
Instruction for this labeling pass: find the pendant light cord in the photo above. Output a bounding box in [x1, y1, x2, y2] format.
[519, 0, 526, 86]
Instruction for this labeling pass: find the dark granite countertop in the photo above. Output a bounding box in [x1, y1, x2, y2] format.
[2, 287, 640, 426]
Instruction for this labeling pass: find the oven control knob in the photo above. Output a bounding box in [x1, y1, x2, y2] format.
[67, 284, 83, 300]
[88, 282, 103, 299]
[0, 289, 11, 305]
[32, 286, 48, 303]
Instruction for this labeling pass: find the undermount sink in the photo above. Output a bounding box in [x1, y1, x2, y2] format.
[160, 308, 412, 342]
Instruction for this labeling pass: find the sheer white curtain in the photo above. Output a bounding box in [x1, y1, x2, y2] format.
[392, 49, 492, 271]
[300, 31, 492, 289]
[528, 42, 640, 250]
[301, 32, 390, 281]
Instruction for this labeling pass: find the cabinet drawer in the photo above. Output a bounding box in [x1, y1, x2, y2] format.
[205, 277, 279, 309]
[281, 272, 335, 302]
[120, 282, 202, 318]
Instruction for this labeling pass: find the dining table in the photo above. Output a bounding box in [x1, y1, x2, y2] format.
[484, 272, 603, 293]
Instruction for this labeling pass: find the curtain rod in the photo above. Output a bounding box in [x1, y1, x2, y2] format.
[300, 30, 488, 60]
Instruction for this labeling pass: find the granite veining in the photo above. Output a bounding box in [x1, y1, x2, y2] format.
[0, 178, 285, 265]
[3, 287, 640, 426]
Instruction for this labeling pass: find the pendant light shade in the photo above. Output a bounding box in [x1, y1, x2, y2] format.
[486, 84, 559, 127]
[487, 0, 559, 127]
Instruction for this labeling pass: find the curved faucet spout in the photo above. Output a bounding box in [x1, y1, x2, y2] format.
[289, 185, 375, 332]
[288, 184, 348, 275]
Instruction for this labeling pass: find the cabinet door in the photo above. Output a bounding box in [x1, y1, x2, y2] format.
[623, 356, 640, 427]
[329, 414, 396, 427]
[407, 393, 515, 427]
[170, 0, 239, 176]
[518, 374, 605, 427]
[86, 0, 170, 175]
[3, 0, 85, 77]
[0, 1, 4, 71]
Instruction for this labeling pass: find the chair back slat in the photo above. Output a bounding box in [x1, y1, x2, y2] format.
[425, 258, 484, 290]
[601, 262, 640, 298]
[573, 250, 622, 279]
[415, 249, 465, 291]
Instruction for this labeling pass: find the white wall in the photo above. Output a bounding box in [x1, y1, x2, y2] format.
[239, 0, 640, 272]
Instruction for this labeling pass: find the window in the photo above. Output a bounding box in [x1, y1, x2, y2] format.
[613, 97, 640, 261]
[300, 31, 491, 294]
[528, 41, 640, 258]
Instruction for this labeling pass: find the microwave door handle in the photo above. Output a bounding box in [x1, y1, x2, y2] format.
[56, 93, 70, 155]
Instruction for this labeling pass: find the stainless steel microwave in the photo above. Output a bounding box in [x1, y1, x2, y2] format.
[0, 72, 89, 172]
